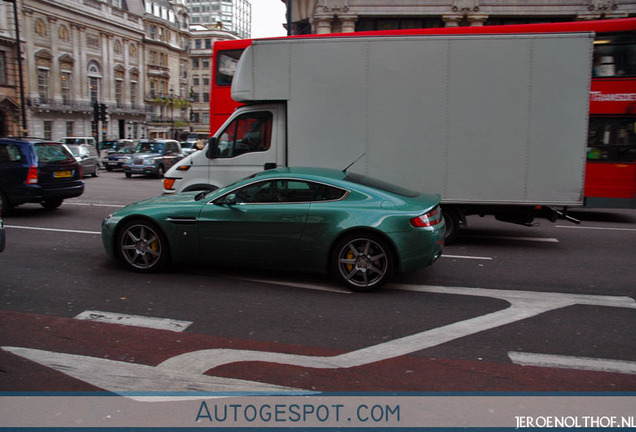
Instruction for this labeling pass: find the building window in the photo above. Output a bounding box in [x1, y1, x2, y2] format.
[193, 76, 200, 86]
[88, 62, 102, 103]
[61, 71, 71, 104]
[203, 92, 209, 102]
[115, 80, 123, 107]
[192, 58, 199, 69]
[202, 59, 209, 68]
[131, 81, 137, 106]
[43, 121, 53, 140]
[66, 121, 74, 137]
[38, 68, 50, 103]
[0, 52, 6, 85]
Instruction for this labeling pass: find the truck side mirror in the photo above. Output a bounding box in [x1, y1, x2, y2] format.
[206, 137, 219, 159]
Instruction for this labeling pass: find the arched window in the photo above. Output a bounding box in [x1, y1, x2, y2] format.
[88, 62, 102, 104]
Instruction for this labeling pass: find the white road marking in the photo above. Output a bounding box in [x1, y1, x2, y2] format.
[464, 235, 559, 243]
[556, 225, 636, 232]
[6, 225, 101, 235]
[1, 347, 299, 395]
[75, 310, 193, 332]
[66, 202, 124, 208]
[442, 254, 492, 260]
[508, 352, 636, 375]
[3, 284, 635, 395]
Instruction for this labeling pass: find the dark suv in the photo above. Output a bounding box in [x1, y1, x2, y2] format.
[0, 138, 84, 212]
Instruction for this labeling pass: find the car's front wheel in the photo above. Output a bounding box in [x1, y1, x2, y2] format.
[332, 233, 394, 292]
[117, 219, 169, 272]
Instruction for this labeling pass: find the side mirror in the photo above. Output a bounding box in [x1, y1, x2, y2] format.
[206, 137, 219, 159]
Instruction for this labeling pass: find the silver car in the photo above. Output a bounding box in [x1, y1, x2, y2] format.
[66, 144, 100, 177]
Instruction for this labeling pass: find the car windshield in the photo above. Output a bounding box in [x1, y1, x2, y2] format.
[136, 142, 165, 153]
[344, 172, 419, 198]
[116, 146, 135, 154]
[61, 138, 89, 145]
[35, 143, 75, 163]
[66, 145, 81, 157]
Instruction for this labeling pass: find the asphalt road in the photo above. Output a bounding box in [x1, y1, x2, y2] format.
[1, 170, 635, 393]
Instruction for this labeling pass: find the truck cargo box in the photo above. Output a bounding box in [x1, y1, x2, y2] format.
[233, 33, 593, 206]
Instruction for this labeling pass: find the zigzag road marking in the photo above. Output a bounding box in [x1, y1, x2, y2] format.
[3, 284, 636, 397]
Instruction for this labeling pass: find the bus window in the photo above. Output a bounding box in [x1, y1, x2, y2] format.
[587, 117, 636, 162]
[215, 49, 243, 86]
[593, 33, 636, 77]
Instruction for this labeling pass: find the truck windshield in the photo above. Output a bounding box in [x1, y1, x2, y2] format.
[344, 172, 419, 198]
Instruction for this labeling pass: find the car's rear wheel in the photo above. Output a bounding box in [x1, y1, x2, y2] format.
[117, 219, 169, 272]
[332, 233, 394, 292]
[41, 198, 63, 209]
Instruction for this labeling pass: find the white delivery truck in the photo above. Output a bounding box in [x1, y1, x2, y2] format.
[164, 32, 593, 240]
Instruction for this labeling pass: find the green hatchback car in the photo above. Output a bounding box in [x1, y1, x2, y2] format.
[102, 167, 444, 291]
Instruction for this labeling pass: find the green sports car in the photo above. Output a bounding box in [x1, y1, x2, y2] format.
[102, 167, 445, 291]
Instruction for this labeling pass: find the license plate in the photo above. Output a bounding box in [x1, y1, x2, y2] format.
[54, 171, 72, 178]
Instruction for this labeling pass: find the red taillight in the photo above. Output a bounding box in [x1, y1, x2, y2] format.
[26, 166, 38, 184]
[410, 207, 442, 227]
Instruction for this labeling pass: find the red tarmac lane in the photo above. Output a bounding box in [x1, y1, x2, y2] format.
[1, 309, 635, 393]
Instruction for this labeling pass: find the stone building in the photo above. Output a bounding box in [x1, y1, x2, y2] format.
[1, 1, 28, 137]
[288, 0, 636, 35]
[18, 0, 147, 141]
[143, 0, 191, 140]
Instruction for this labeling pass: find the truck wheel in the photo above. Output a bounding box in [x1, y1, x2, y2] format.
[331, 233, 393, 292]
[117, 219, 169, 272]
[442, 207, 461, 243]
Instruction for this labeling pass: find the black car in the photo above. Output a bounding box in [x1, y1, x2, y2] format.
[0, 138, 84, 212]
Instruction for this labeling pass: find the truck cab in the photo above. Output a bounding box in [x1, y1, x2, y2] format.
[163, 104, 285, 194]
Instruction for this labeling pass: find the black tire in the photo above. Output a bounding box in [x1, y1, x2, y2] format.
[442, 207, 461, 244]
[116, 219, 169, 272]
[331, 232, 394, 292]
[41, 198, 63, 210]
[92, 164, 99, 177]
[156, 165, 165, 178]
[0, 190, 10, 214]
[125, 172, 132, 178]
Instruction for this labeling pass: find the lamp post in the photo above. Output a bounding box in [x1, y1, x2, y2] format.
[169, 88, 175, 140]
[3, 0, 27, 136]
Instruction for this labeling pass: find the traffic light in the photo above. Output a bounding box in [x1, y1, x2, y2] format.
[99, 103, 108, 122]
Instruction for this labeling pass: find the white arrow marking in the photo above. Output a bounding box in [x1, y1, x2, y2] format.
[3, 284, 635, 396]
[74, 310, 192, 332]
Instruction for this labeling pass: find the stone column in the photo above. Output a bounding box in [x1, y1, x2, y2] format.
[314, 16, 333, 34]
[468, 14, 488, 26]
[340, 15, 357, 33]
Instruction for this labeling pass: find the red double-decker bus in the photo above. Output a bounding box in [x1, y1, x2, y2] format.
[210, 18, 636, 209]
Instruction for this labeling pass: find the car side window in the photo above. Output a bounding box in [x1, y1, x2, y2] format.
[232, 180, 347, 204]
[0, 145, 23, 163]
[217, 112, 272, 158]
